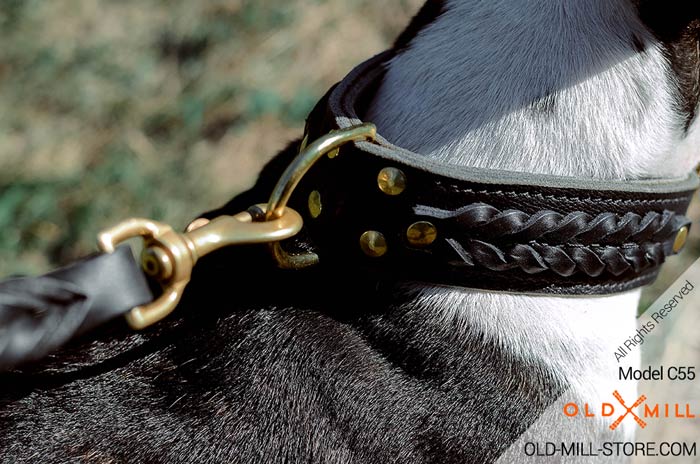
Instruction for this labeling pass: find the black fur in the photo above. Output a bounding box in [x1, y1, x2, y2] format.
[634, 1, 700, 130]
[0, 142, 564, 462]
[1, 2, 699, 463]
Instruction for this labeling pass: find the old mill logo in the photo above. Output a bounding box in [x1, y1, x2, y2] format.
[564, 390, 696, 430]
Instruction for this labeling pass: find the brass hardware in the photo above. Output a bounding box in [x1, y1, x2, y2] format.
[377, 167, 406, 196]
[141, 247, 173, 280]
[186, 217, 211, 232]
[308, 190, 322, 219]
[97, 124, 376, 328]
[98, 206, 303, 330]
[266, 123, 376, 220]
[268, 242, 319, 269]
[673, 226, 689, 253]
[299, 134, 309, 153]
[302, 131, 339, 158]
[406, 221, 438, 247]
[266, 123, 377, 269]
[360, 231, 388, 258]
[321, 130, 341, 159]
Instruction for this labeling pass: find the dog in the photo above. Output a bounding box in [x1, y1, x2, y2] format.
[1, 1, 699, 462]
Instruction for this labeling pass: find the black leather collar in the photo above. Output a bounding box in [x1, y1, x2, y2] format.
[2, 51, 694, 370]
[284, 50, 698, 295]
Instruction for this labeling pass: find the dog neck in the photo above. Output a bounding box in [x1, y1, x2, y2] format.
[367, 0, 700, 179]
[364, 0, 700, 427]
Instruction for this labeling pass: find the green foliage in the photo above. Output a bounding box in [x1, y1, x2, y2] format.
[0, 0, 418, 275]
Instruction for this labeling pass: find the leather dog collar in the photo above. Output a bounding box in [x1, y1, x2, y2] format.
[1, 51, 697, 370]
[284, 50, 699, 295]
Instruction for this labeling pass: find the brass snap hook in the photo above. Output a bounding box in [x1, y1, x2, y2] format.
[98, 206, 302, 329]
[97, 123, 376, 329]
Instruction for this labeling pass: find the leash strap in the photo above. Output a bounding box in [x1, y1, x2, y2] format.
[0, 189, 309, 369]
[0, 246, 153, 371]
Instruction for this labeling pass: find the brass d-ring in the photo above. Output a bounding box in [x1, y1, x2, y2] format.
[265, 123, 377, 269]
[266, 123, 377, 220]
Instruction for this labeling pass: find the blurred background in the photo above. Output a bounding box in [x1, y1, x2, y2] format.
[0, 0, 698, 457]
[0, 0, 423, 276]
[0, 0, 698, 305]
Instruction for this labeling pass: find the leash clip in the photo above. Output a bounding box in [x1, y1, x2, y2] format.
[97, 123, 376, 330]
[98, 206, 302, 329]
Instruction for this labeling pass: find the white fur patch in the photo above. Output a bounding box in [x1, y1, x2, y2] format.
[365, 0, 699, 422]
[407, 285, 640, 435]
[367, 0, 694, 179]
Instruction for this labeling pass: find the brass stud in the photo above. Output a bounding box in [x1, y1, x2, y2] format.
[377, 167, 406, 196]
[308, 190, 322, 219]
[673, 226, 689, 253]
[407, 221, 438, 247]
[360, 231, 388, 258]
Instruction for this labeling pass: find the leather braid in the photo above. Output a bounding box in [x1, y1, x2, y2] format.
[415, 204, 688, 246]
[445, 239, 665, 277]
[414, 203, 690, 278]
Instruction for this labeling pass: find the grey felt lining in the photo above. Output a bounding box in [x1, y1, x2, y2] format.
[329, 51, 700, 194]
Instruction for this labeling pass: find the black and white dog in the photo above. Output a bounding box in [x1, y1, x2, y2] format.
[1, 1, 699, 462]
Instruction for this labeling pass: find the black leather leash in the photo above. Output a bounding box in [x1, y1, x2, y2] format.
[1, 50, 698, 371]
[0, 246, 152, 371]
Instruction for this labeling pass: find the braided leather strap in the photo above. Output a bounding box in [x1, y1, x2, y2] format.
[288, 48, 699, 294]
[417, 204, 690, 278]
[415, 204, 687, 245]
[446, 239, 666, 277]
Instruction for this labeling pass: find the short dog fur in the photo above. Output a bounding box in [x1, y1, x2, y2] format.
[1, 1, 699, 462]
